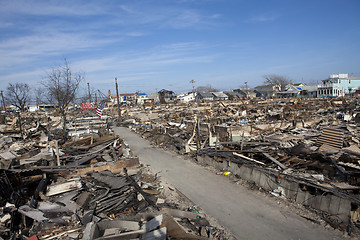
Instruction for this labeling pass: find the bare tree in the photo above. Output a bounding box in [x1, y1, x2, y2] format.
[35, 87, 46, 106]
[5, 82, 31, 111]
[42, 59, 83, 137]
[263, 74, 292, 91]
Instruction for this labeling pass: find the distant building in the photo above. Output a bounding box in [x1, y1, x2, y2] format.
[147, 93, 160, 103]
[110, 92, 147, 105]
[158, 89, 176, 104]
[212, 92, 228, 101]
[177, 92, 196, 103]
[254, 84, 281, 97]
[276, 84, 318, 98]
[300, 85, 318, 98]
[317, 74, 360, 97]
[225, 91, 243, 100]
[276, 85, 301, 98]
[196, 92, 215, 101]
[196, 91, 228, 101]
[233, 89, 257, 98]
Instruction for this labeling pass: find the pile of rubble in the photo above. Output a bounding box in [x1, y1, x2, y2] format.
[121, 97, 360, 235]
[0, 110, 231, 239]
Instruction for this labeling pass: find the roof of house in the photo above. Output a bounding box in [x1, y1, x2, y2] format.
[212, 92, 228, 98]
[301, 85, 318, 91]
[227, 92, 244, 97]
[158, 89, 174, 94]
[197, 92, 214, 98]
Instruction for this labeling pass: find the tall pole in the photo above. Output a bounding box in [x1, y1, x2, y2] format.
[1, 91, 6, 111]
[190, 79, 196, 101]
[87, 82, 92, 103]
[115, 78, 121, 122]
[245, 81, 248, 98]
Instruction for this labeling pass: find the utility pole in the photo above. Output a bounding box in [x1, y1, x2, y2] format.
[87, 82, 92, 103]
[0, 91, 6, 112]
[190, 79, 195, 92]
[190, 79, 196, 101]
[244, 81, 248, 98]
[115, 78, 121, 122]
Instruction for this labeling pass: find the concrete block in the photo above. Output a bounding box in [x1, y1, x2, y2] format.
[229, 163, 240, 175]
[311, 195, 322, 210]
[238, 166, 246, 178]
[266, 175, 279, 191]
[328, 194, 340, 215]
[338, 197, 351, 215]
[251, 169, 261, 185]
[282, 180, 298, 201]
[296, 189, 306, 204]
[303, 191, 313, 206]
[241, 166, 253, 180]
[280, 179, 291, 199]
[259, 172, 271, 191]
[319, 194, 331, 212]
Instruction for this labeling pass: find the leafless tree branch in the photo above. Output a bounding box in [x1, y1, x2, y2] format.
[5, 82, 31, 111]
[263, 74, 292, 91]
[42, 59, 83, 137]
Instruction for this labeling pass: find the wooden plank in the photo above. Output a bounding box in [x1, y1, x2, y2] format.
[262, 153, 287, 170]
[46, 179, 83, 197]
[233, 152, 265, 165]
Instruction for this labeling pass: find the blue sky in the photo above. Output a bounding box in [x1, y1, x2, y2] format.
[1, 0, 359, 95]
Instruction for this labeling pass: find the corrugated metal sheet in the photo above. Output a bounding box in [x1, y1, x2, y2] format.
[317, 128, 344, 149]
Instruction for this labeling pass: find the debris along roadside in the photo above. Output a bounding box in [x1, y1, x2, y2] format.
[0, 110, 231, 239]
[121, 97, 360, 236]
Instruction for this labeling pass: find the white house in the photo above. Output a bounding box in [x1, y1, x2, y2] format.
[177, 92, 197, 103]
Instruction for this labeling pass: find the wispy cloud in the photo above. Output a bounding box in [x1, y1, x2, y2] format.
[0, 69, 46, 86]
[0, 0, 106, 17]
[245, 14, 278, 23]
[74, 42, 214, 74]
[0, 31, 119, 71]
[125, 32, 147, 37]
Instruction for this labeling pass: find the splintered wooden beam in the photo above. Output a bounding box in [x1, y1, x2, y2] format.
[233, 152, 265, 165]
[262, 152, 287, 170]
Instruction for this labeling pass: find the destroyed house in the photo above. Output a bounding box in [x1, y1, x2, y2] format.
[277, 84, 318, 98]
[233, 89, 257, 98]
[111, 93, 147, 105]
[317, 73, 360, 97]
[196, 92, 215, 101]
[254, 84, 281, 97]
[276, 85, 302, 98]
[158, 89, 176, 104]
[177, 92, 196, 103]
[212, 92, 228, 101]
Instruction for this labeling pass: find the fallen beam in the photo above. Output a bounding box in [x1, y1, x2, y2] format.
[233, 152, 265, 165]
[262, 152, 287, 170]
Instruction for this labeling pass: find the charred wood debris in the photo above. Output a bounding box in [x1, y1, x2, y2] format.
[122, 97, 360, 236]
[0, 110, 230, 240]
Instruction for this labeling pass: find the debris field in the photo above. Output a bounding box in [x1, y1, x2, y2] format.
[0, 110, 232, 240]
[121, 97, 360, 236]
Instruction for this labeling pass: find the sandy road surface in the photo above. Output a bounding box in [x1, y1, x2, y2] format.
[114, 126, 345, 240]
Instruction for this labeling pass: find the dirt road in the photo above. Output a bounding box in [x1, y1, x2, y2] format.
[114, 126, 345, 240]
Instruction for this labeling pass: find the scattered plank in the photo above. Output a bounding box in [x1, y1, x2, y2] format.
[233, 152, 265, 165]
